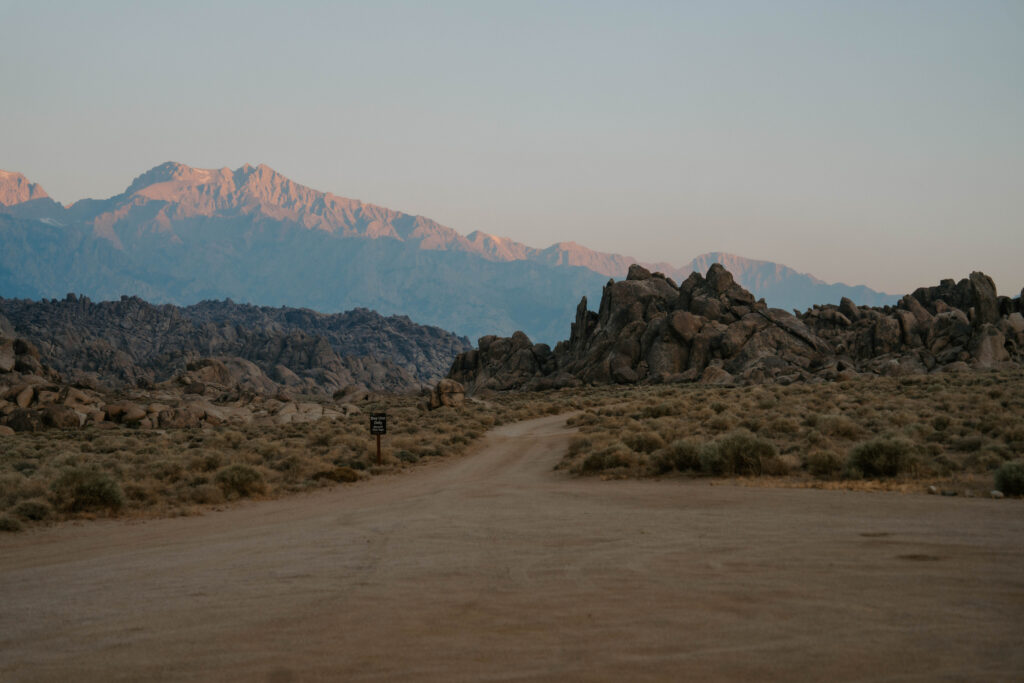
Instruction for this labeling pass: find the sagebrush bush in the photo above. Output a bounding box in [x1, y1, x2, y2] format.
[50, 468, 125, 513]
[12, 498, 53, 521]
[624, 431, 665, 454]
[848, 438, 918, 478]
[214, 464, 266, 498]
[0, 514, 24, 532]
[651, 439, 702, 473]
[806, 451, 844, 478]
[706, 430, 777, 476]
[994, 461, 1024, 496]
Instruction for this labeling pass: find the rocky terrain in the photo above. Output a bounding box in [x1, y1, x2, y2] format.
[1, 162, 895, 343]
[0, 330, 385, 435]
[449, 264, 1023, 393]
[0, 295, 469, 395]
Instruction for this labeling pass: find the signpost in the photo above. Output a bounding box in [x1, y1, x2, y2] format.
[370, 413, 386, 465]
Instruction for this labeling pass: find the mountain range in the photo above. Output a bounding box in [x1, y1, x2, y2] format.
[0, 162, 898, 343]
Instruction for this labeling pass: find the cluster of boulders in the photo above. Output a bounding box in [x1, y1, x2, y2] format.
[801, 272, 1023, 375]
[0, 337, 366, 434]
[449, 264, 1023, 393]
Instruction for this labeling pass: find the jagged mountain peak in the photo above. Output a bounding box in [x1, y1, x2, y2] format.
[0, 169, 50, 207]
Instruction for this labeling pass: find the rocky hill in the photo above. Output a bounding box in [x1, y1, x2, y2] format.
[449, 265, 1023, 392]
[0, 295, 469, 393]
[1, 163, 896, 343]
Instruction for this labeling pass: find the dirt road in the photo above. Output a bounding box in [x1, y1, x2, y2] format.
[2, 414, 1022, 681]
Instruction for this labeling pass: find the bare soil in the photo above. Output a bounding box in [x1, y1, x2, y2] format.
[1, 414, 1022, 681]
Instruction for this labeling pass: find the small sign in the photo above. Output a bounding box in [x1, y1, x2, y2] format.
[370, 413, 387, 435]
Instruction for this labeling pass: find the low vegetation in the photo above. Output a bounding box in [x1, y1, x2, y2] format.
[557, 370, 1024, 498]
[0, 391, 585, 529]
[2, 370, 1022, 531]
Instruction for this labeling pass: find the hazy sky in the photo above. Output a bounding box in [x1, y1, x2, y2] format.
[2, 1, 1022, 295]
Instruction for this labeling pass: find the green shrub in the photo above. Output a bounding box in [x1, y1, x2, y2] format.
[214, 464, 266, 498]
[848, 438, 918, 478]
[50, 469, 125, 513]
[12, 498, 53, 521]
[994, 461, 1024, 496]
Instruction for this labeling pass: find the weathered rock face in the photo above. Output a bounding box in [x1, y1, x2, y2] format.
[0, 295, 471, 394]
[426, 379, 466, 410]
[449, 266, 1023, 392]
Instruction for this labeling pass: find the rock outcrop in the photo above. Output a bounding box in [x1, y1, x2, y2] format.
[0, 332, 367, 433]
[449, 266, 1022, 393]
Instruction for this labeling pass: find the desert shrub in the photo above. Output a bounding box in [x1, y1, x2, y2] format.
[0, 514, 24, 532]
[806, 450, 844, 478]
[764, 417, 799, 436]
[624, 431, 665, 454]
[951, 436, 986, 452]
[214, 464, 265, 498]
[189, 484, 226, 504]
[310, 467, 359, 483]
[395, 450, 419, 463]
[50, 468, 125, 513]
[848, 438, 918, 478]
[994, 461, 1024, 496]
[931, 415, 950, 431]
[12, 498, 53, 521]
[765, 454, 800, 476]
[641, 402, 675, 418]
[656, 439, 702, 473]
[707, 414, 736, 433]
[580, 444, 634, 473]
[820, 415, 864, 440]
[700, 430, 776, 476]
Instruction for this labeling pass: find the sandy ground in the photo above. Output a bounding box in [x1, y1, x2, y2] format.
[1, 413, 1022, 682]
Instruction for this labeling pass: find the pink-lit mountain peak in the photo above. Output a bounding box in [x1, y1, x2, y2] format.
[0, 169, 50, 207]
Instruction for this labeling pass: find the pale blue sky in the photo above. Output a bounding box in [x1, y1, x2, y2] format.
[2, 1, 1022, 295]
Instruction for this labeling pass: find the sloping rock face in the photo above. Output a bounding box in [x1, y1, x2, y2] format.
[0, 295, 470, 394]
[449, 265, 1023, 393]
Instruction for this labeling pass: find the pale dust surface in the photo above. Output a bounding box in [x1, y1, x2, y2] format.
[1, 414, 1022, 681]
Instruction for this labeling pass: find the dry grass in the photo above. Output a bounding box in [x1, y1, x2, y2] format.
[557, 370, 1024, 497]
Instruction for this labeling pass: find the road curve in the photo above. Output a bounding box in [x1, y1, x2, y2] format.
[1, 413, 1022, 681]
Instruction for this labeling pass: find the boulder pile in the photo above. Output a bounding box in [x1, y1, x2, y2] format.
[449, 265, 1023, 393]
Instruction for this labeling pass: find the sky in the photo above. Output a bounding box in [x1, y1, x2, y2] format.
[2, 0, 1022, 296]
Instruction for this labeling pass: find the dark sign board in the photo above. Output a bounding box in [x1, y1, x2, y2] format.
[370, 413, 387, 435]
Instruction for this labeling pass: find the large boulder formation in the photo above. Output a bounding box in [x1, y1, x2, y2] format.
[450, 264, 836, 392]
[801, 270, 1021, 374]
[448, 265, 1023, 392]
[449, 331, 567, 392]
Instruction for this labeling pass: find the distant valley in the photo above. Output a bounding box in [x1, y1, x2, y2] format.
[0, 163, 898, 343]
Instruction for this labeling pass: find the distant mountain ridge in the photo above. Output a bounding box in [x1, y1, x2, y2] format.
[0, 162, 897, 342]
[0, 293, 469, 392]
